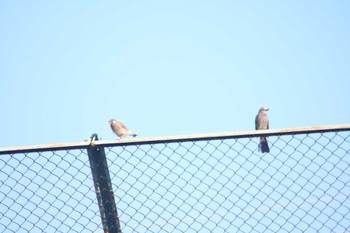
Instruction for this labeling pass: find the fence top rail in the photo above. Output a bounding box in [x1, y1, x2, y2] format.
[0, 125, 349, 155]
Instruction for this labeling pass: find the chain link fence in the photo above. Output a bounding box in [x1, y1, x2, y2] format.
[1, 126, 350, 232]
[0, 149, 101, 232]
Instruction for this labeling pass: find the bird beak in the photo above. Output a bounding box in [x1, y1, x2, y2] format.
[266, 108, 270, 111]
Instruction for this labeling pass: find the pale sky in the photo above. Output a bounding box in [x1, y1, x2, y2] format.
[1, 1, 349, 146]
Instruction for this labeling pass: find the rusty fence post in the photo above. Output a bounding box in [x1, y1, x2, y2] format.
[87, 134, 122, 233]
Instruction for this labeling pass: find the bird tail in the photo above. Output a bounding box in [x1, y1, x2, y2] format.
[259, 137, 270, 153]
[129, 132, 137, 137]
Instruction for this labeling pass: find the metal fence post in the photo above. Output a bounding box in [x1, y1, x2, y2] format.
[87, 134, 122, 233]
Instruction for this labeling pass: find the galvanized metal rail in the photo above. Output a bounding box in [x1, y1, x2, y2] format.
[0, 125, 349, 155]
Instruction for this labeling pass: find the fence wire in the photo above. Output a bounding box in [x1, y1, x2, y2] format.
[1, 128, 350, 232]
[0, 149, 102, 232]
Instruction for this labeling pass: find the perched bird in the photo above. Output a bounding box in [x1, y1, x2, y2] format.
[108, 119, 137, 139]
[255, 107, 270, 153]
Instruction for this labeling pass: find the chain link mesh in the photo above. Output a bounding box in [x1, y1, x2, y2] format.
[0, 149, 102, 232]
[1, 130, 350, 232]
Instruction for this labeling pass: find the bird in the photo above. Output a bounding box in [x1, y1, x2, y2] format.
[108, 119, 137, 139]
[255, 107, 270, 153]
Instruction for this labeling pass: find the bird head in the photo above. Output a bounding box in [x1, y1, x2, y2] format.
[108, 119, 117, 125]
[259, 107, 269, 112]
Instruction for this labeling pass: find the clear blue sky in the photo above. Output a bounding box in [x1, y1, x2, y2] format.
[1, 1, 350, 147]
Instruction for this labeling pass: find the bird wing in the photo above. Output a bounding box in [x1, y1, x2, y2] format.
[255, 115, 259, 130]
[117, 121, 129, 130]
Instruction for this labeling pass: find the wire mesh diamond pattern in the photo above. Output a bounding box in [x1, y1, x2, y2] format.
[107, 132, 350, 232]
[0, 129, 349, 232]
[0, 149, 102, 233]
